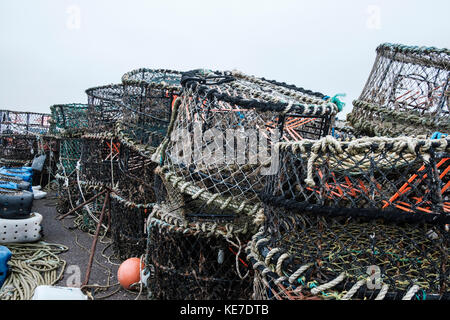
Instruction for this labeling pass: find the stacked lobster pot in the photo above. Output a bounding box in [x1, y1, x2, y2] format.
[348, 43, 449, 138]
[247, 44, 449, 300]
[50, 104, 90, 218]
[0, 110, 58, 186]
[146, 69, 338, 299]
[78, 70, 182, 259]
[110, 69, 182, 259]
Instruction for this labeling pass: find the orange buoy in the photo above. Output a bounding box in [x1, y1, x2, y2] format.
[117, 258, 144, 290]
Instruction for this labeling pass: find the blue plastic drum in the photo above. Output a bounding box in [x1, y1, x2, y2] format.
[0, 246, 11, 287]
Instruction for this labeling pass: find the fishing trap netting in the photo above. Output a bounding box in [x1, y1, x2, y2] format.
[49, 104, 89, 135]
[246, 135, 450, 300]
[0, 134, 59, 187]
[119, 69, 182, 152]
[51, 104, 90, 219]
[161, 69, 338, 221]
[86, 84, 125, 133]
[0, 109, 51, 135]
[79, 135, 121, 188]
[0, 134, 39, 166]
[263, 136, 449, 217]
[348, 43, 450, 138]
[247, 211, 449, 300]
[57, 137, 83, 179]
[55, 178, 81, 216]
[110, 195, 149, 260]
[144, 203, 254, 300]
[0, 110, 58, 181]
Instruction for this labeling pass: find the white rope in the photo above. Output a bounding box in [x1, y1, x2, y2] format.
[341, 279, 366, 300]
[402, 285, 420, 300]
[375, 284, 389, 300]
[310, 272, 346, 295]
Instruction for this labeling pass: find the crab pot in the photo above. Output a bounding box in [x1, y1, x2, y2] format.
[247, 205, 449, 300]
[0, 134, 59, 187]
[55, 177, 81, 216]
[348, 43, 450, 137]
[77, 187, 111, 235]
[79, 136, 122, 188]
[250, 135, 450, 300]
[0, 134, 37, 166]
[50, 104, 89, 134]
[0, 109, 51, 135]
[79, 134, 156, 207]
[116, 141, 158, 205]
[110, 196, 149, 260]
[144, 204, 254, 300]
[162, 69, 338, 220]
[85, 84, 125, 133]
[120, 68, 182, 148]
[58, 137, 84, 179]
[262, 136, 449, 219]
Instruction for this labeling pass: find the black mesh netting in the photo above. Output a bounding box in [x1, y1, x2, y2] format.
[0, 110, 57, 176]
[86, 84, 125, 132]
[55, 179, 81, 215]
[0, 134, 39, 166]
[0, 133, 59, 187]
[161, 70, 338, 221]
[78, 134, 157, 205]
[144, 203, 254, 300]
[120, 68, 182, 150]
[348, 43, 450, 137]
[79, 135, 121, 187]
[247, 211, 449, 300]
[110, 196, 148, 260]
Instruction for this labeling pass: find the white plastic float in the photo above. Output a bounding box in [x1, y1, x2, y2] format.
[0, 213, 43, 244]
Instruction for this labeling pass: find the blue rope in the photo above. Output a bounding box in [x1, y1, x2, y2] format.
[431, 132, 448, 140]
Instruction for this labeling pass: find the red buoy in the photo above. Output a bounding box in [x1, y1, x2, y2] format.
[117, 257, 144, 290]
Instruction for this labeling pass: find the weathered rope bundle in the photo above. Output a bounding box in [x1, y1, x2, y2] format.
[0, 242, 68, 300]
[144, 203, 254, 300]
[161, 69, 339, 222]
[348, 43, 450, 137]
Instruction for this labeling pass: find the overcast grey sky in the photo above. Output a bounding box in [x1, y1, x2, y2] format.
[1, 0, 449, 118]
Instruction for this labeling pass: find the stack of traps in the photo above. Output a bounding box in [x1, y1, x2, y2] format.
[246, 44, 449, 300]
[144, 69, 338, 299]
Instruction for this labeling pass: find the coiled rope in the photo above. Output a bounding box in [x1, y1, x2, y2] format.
[0, 242, 68, 300]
